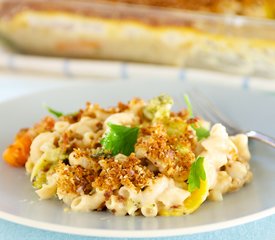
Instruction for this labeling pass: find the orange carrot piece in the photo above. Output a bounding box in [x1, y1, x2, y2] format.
[2, 132, 32, 167]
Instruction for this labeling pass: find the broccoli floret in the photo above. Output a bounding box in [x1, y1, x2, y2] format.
[30, 148, 67, 181]
[165, 118, 187, 137]
[32, 172, 47, 189]
[143, 95, 174, 121]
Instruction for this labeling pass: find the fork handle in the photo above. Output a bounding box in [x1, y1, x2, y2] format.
[246, 131, 275, 148]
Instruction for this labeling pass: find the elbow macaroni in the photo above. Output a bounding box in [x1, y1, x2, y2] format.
[68, 117, 99, 136]
[71, 191, 105, 212]
[28, 132, 56, 164]
[199, 125, 252, 201]
[36, 174, 58, 200]
[16, 96, 252, 216]
[54, 121, 70, 134]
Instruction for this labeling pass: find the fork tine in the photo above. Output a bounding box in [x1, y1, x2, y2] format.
[188, 91, 219, 123]
[187, 89, 241, 134]
[192, 90, 235, 126]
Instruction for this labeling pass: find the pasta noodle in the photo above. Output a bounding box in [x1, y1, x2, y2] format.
[2, 95, 252, 216]
[71, 191, 105, 212]
[36, 174, 58, 200]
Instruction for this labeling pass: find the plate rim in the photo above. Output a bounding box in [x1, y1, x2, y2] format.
[0, 81, 274, 238]
[0, 207, 274, 238]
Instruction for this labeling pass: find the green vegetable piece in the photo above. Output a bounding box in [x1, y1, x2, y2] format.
[183, 94, 210, 141]
[31, 148, 67, 181]
[91, 148, 113, 159]
[32, 172, 47, 189]
[194, 126, 210, 141]
[187, 156, 206, 192]
[143, 94, 174, 121]
[184, 94, 193, 118]
[44, 105, 78, 118]
[45, 105, 64, 118]
[30, 155, 49, 182]
[176, 144, 191, 155]
[45, 148, 68, 162]
[165, 118, 187, 137]
[101, 123, 139, 156]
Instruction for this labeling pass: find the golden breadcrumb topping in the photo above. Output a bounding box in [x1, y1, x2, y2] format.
[55, 162, 98, 196]
[3, 94, 253, 217]
[93, 153, 154, 193]
[136, 124, 195, 182]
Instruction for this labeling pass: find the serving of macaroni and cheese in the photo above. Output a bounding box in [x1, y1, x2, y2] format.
[2, 95, 252, 217]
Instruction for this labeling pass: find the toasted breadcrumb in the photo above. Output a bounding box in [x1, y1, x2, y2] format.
[93, 153, 154, 192]
[56, 162, 98, 196]
[136, 124, 195, 181]
[4, 95, 253, 216]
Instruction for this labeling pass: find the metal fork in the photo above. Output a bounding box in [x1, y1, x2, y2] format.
[187, 90, 275, 148]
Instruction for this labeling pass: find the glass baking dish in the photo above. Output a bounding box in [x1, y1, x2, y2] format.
[0, 0, 275, 78]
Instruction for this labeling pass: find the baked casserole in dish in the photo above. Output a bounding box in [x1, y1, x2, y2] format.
[0, 0, 275, 77]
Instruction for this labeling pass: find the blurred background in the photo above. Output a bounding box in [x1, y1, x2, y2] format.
[0, 0, 275, 80]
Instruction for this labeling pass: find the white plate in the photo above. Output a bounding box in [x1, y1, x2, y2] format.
[0, 79, 274, 238]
